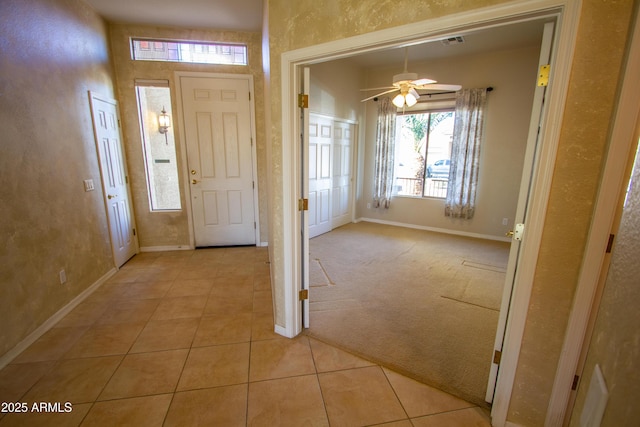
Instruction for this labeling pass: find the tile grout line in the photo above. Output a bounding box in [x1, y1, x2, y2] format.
[307, 338, 333, 426]
[378, 365, 411, 424]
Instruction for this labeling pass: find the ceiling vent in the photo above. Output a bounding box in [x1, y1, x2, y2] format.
[441, 36, 465, 46]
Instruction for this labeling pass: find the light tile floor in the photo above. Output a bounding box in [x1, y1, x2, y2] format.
[0, 247, 492, 426]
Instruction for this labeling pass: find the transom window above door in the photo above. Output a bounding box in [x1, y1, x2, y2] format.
[131, 38, 248, 65]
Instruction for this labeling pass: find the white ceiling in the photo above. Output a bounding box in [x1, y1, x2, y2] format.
[85, 0, 546, 66]
[85, 0, 264, 32]
[340, 19, 547, 68]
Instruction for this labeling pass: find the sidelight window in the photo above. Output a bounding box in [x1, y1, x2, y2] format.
[135, 81, 182, 211]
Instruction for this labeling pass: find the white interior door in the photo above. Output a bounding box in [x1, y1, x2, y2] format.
[308, 114, 333, 238]
[301, 68, 311, 329]
[90, 93, 138, 267]
[179, 75, 257, 247]
[485, 20, 556, 403]
[309, 116, 355, 238]
[331, 120, 354, 228]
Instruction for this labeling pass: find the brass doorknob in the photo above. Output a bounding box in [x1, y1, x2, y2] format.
[506, 230, 514, 237]
[191, 179, 198, 184]
[191, 170, 197, 175]
[108, 194, 117, 199]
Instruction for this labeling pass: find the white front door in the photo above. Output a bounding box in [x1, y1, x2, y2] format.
[179, 75, 257, 247]
[90, 93, 138, 267]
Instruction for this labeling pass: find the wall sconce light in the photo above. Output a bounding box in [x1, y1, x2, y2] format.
[158, 107, 171, 134]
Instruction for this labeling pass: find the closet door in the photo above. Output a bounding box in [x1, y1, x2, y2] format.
[308, 115, 333, 238]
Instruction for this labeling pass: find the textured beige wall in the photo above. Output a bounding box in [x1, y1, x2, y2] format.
[0, 0, 116, 357]
[267, 0, 636, 425]
[568, 141, 640, 425]
[569, 171, 640, 427]
[359, 46, 539, 238]
[108, 23, 267, 248]
[508, 2, 636, 425]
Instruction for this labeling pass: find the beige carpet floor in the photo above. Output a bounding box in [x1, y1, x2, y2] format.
[307, 221, 510, 406]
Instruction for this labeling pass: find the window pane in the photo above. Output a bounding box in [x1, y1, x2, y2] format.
[394, 111, 454, 198]
[131, 39, 248, 65]
[135, 85, 182, 211]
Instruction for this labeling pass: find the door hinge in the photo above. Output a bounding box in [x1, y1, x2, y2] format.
[505, 223, 525, 241]
[572, 374, 580, 390]
[537, 64, 550, 86]
[493, 350, 502, 365]
[132, 228, 136, 236]
[298, 93, 309, 109]
[249, 91, 251, 101]
[254, 222, 256, 229]
[125, 176, 129, 184]
[299, 289, 309, 301]
[606, 234, 615, 253]
[298, 198, 309, 211]
[252, 181, 255, 189]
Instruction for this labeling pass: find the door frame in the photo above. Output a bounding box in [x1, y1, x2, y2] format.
[545, 8, 640, 425]
[485, 19, 557, 405]
[174, 71, 261, 248]
[279, 0, 581, 424]
[89, 91, 139, 267]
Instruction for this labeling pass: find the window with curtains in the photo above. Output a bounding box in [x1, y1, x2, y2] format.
[393, 110, 455, 198]
[445, 88, 488, 219]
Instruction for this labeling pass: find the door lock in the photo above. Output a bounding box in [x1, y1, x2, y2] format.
[191, 179, 198, 184]
[191, 170, 197, 175]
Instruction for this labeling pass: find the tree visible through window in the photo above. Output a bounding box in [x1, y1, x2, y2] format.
[394, 110, 455, 198]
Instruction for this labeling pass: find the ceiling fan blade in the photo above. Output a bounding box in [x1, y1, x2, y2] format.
[415, 83, 462, 91]
[411, 78, 437, 86]
[360, 86, 395, 91]
[360, 88, 399, 102]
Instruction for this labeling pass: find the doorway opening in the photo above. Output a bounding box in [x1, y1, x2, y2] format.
[279, 3, 582, 422]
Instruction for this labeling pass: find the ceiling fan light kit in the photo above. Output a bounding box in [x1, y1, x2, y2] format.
[361, 47, 462, 105]
[393, 87, 420, 108]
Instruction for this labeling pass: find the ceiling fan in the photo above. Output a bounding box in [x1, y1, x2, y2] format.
[360, 47, 462, 107]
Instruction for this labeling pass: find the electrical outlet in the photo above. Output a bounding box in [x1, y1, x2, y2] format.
[502, 218, 509, 226]
[367, 203, 371, 209]
[59, 269, 67, 285]
[83, 179, 95, 192]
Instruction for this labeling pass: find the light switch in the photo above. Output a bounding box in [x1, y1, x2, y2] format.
[84, 179, 95, 192]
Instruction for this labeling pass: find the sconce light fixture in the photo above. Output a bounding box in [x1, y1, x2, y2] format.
[158, 107, 171, 134]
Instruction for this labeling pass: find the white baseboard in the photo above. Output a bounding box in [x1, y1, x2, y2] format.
[356, 217, 511, 242]
[505, 422, 525, 427]
[0, 267, 117, 370]
[274, 324, 288, 337]
[139, 245, 194, 252]
[141, 243, 268, 251]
